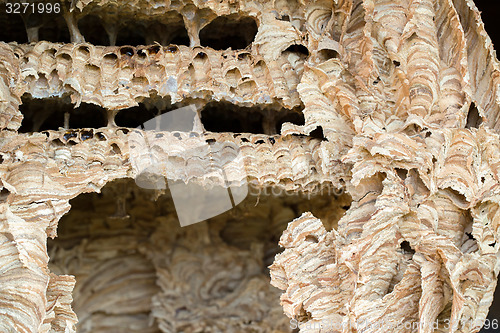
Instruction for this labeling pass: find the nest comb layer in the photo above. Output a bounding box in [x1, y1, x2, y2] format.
[0, 0, 500, 332]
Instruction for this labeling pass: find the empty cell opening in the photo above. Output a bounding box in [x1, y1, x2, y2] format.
[19, 97, 107, 132]
[465, 102, 483, 129]
[399, 241, 415, 255]
[0, 188, 9, 203]
[199, 15, 258, 50]
[395, 168, 408, 180]
[278, 14, 291, 22]
[47, 178, 350, 331]
[201, 102, 305, 135]
[309, 126, 326, 141]
[317, 49, 339, 61]
[284, 44, 309, 57]
[115, 24, 147, 47]
[443, 187, 467, 207]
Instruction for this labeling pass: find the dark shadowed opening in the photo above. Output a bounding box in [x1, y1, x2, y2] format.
[19, 96, 305, 135]
[199, 15, 258, 50]
[201, 102, 305, 135]
[38, 13, 71, 43]
[0, 9, 28, 43]
[284, 44, 309, 57]
[309, 126, 326, 141]
[115, 104, 166, 128]
[465, 102, 483, 129]
[19, 97, 107, 132]
[47, 177, 349, 331]
[78, 15, 109, 46]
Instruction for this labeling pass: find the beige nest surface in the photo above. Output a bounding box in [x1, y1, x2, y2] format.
[1, 0, 500, 332]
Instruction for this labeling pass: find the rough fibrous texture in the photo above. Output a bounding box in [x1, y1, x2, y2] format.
[1, 0, 500, 332]
[47, 179, 349, 332]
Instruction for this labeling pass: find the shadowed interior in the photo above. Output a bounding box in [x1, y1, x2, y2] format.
[47, 178, 350, 332]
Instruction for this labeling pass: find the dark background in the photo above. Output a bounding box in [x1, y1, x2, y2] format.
[475, 0, 500, 50]
[472, 2, 500, 332]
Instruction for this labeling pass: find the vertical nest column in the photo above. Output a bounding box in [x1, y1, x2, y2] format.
[269, 0, 500, 332]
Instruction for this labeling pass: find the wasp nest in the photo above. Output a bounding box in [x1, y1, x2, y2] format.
[0, 0, 500, 332]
